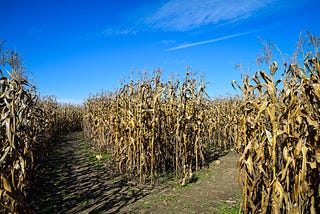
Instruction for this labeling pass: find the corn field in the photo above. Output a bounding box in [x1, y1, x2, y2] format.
[0, 46, 83, 213]
[235, 34, 320, 213]
[205, 97, 241, 151]
[1, 33, 320, 213]
[84, 71, 206, 183]
[83, 70, 238, 184]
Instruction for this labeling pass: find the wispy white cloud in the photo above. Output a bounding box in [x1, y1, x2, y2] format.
[167, 30, 255, 51]
[98, 0, 275, 37]
[146, 0, 275, 31]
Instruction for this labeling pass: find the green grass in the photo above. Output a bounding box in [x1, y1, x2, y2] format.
[216, 202, 241, 214]
[155, 194, 179, 204]
[155, 172, 175, 183]
[141, 202, 151, 209]
[81, 140, 111, 169]
[172, 169, 213, 190]
[195, 170, 213, 180]
[79, 199, 90, 207]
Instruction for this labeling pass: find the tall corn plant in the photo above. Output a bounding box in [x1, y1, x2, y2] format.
[83, 70, 209, 184]
[205, 97, 241, 151]
[235, 34, 320, 213]
[0, 49, 38, 213]
[0, 44, 84, 213]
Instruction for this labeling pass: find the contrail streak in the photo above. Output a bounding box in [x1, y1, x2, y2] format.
[166, 31, 254, 51]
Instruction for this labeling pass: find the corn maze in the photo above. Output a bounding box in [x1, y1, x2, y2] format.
[235, 34, 320, 213]
[0, 46, 83, 213]
[1, 34, 320, 213]
[83, 70, 238, 185]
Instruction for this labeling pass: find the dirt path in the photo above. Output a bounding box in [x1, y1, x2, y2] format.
[29, 132, 241, 214]
[124, 150, 241, 214]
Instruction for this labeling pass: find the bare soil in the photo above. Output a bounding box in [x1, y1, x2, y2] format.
[29, 132, 241, 214]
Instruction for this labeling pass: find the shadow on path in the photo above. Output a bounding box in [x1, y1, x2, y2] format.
[29, 132, 157, 214]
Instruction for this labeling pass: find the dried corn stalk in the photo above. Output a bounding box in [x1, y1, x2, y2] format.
[0, 45, 83, 213]
[83, 70, 215, 183]
[236, 34, 320, 213]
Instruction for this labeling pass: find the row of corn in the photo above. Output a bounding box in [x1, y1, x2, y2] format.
[235, 34, 320, 213]
[83, 70, 239, 184]
[0, 47, 83, 213]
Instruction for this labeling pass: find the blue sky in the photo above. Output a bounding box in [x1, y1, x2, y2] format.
[2, 0, 320, 104]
